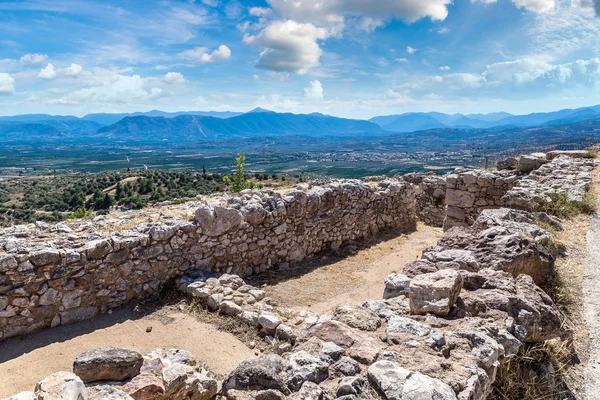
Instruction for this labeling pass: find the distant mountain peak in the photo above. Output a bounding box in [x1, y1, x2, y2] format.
[246, 107, 275, 114]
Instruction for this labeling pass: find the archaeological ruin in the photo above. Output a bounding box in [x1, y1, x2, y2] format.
[0, 150, 596, 400]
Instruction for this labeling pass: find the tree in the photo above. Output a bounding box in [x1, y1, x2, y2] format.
[101, 193, 114, 210]
[115, 182, 123, 201]
[223, 154, 255, 193]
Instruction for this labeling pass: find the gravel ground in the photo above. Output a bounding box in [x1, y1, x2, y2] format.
[582, 193, 600, 398]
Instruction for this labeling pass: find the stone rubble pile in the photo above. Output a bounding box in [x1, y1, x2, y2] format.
[502, 155, 595, 211]
[3, 347, 219, 400]
[446, 153, 596, 230]
[172, 207, 566, 400]
[0, 180, 416, 341]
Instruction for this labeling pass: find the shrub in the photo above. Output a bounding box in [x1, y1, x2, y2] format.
[67, 207, 92, 220]
[223, 154, 256, 193]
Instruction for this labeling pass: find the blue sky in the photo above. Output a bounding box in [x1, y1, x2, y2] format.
[0, 0, 599, 119]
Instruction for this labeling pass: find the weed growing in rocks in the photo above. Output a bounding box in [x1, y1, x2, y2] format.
[490, 340, 575, 400]
[540, 192, 596, 219]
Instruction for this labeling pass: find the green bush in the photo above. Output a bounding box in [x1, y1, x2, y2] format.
[223, 154, 256, 193]
[67, 207, 93, 220]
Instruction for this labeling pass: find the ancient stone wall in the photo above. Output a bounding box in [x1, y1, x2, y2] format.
[402, 173, 447, 227]
[443, 169, 520, 231]
[0, 180, 417, 341]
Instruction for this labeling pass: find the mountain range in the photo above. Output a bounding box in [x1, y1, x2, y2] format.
[1, 105, 600, 143]
[370, 105, 600, 132]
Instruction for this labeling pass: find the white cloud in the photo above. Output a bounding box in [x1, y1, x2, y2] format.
[0, 73, 15, 94]
[19, 53, 48, 65]
[397, 56, 600, 99]
[60, 71, 165, 105]
[163, 71, 186, 84]
[406, 46, 417, 54]
[244, 20, 330, 74]
[253, 74, 261, 80]
[396, 57, 408, 62]
[303, 80, 324, 100]
[38, 63, 57, 79]
[178, 45, 232, 64]
[64, 63, 83, 77]
[529, 0, 600, 59]
[473, 0, 555, 12]
[265, 0, 452, 27]
[440, 65, 451, 70]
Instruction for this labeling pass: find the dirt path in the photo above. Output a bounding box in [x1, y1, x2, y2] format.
[582, 192, 600, 399]
[0, 306, 255, 398]
[251, 224, 443, 314]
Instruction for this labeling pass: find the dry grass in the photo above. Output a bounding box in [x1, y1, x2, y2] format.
[490, 340, 575, 400]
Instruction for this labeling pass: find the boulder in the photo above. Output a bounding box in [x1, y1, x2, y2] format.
[34, 371, 88, 400]
[546, 150, 590, 160]
[122, 373, 165, 399]
[258, 312, 282, 332]
[88, 386, 134, 400]
[289, 382, 325, 400]
[496, 157, 517, 171]
[222, 354, 290, 395]
[386, 316, 431, 340]
[332, 306, 381, 331]
[4, 393, 35, 400]
[285, 351, 329, 392]
[73, 347, 143, 383]
[518, 155, 547, 173]
[319, 342, 345, 362]
[220, 300, 243, 316]
[226, 389, 286, 400]
[367, 361, 457, 400]
[336, 376, 370, 399]
[311, 321, 383, 364]
[383, 274, 411, 299]
[409, 269, 463, 316]
[332, 356, 361, 376]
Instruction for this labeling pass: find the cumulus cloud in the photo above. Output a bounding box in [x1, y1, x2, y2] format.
[0, 73, 15, 94]
[61, 72, 164, 105]
[64, 63, 83, 77]
[38, 63, 57, 79]
[19, 53, 48, 65]
[398, 56, 600, 99]
[244, 20, 330, 74]
[440, 65, 451, 70]
[473, 0, 555, 13]
[406, 46, 417, 54]
[303, 80, 324, 100]
[179, 45, 232, 64]
[163, 71, 186, 84]
[265, 0, 452, 26]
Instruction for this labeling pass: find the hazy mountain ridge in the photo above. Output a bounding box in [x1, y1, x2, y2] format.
[95, 112, 385, 142]
[1, 104, 600, 142]
[371, 105, 600, 132]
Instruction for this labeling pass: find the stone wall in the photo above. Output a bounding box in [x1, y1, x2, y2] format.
[443, 169, 520, 231]
[503, 155, 595, 210]
[402, 173, 447, 227]
[0, 180, 417, 341]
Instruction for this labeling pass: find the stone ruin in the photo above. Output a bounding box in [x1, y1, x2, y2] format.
[0, 151, 597, 400]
